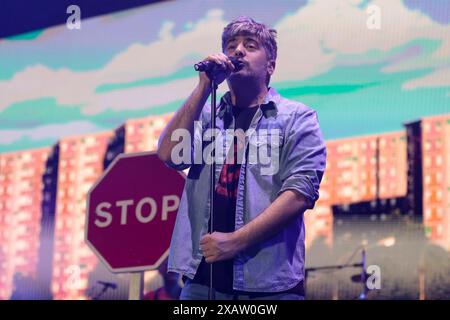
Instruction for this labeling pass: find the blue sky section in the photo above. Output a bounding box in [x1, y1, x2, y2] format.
[403, 0, 450, 24]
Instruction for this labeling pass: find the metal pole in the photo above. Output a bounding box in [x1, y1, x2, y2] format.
[208, 78, 217, 301]
[128, 272, 143, 300]
[360, 249, 367, 299]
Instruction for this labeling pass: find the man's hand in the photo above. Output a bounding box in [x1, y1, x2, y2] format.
[199, 231, 241, 263]
[199, 191, 309, 264]
[198, 53, 235, 87]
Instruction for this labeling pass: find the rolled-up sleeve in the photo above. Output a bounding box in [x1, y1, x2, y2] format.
[277, 109, 327, 209]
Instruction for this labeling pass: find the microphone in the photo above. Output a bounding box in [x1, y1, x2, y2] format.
[97, 281, 117, 290]
[194, 56, 243, 73]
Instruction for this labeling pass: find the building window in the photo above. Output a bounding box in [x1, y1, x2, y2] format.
[85, 137, 96, 147]
[14, 240, 28, 251]
[21, 168, 35, 178]
[83, 167, 95, 176]
[390, 168, 396, 177]
[52, 283, 60, 293]
[155, 118, 165, 128]
[437, 224, 443, 236]
[54, 267, 60, 277]
[370, 185, 376, 194]
[424, 208, 431, 219]
[82, 183, 92, 195]
[126, 125, 134, 135]
[22, 153, 32, 162]
[84, 154, 99, 163]
[342, 186, 352, 197]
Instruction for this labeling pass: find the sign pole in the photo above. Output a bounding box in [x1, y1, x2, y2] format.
[128, 272, 144, 300]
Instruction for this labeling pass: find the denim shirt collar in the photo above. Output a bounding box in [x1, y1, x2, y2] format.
[217, 87, 280, 121]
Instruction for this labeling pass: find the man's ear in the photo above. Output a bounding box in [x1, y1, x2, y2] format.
[267, 60, 276, 76]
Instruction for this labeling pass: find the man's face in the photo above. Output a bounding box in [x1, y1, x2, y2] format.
[224, 34, 275, 85]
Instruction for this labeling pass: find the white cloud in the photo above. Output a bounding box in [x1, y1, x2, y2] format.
[100, 9, 226, 82]
[0, 121, 102, 144]
[0, 65, 99, 111]
[82, 77, 198, 115]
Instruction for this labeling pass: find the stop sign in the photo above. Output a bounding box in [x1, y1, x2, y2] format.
[85, 152, 185, 273]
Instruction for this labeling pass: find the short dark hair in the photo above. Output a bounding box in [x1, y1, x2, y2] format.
[222, 16, 278, 62]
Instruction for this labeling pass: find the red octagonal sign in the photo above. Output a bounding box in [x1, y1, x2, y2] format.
[85, 152, 185, 273]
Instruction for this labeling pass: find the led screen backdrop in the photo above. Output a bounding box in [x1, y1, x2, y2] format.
[0, 0, 449, 300]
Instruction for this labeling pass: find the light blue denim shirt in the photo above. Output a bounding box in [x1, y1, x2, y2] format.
[166, 87, 327, 292]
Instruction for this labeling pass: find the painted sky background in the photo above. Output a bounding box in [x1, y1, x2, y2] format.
[0, 0, 449, 153]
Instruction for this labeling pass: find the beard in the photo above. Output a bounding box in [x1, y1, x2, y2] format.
[228, 69, 267, 89]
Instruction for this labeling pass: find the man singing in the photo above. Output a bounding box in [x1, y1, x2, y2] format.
[157, 16, 326, 300]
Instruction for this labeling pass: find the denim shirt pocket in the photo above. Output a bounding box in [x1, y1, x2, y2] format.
[247, 131, 284, 176]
